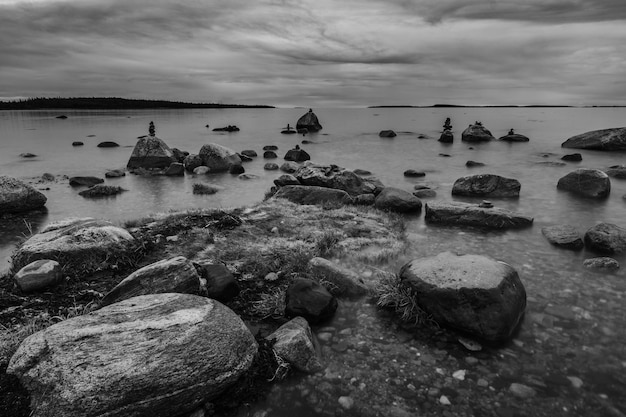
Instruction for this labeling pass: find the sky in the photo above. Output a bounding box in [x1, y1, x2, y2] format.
[1, 0, 626, 107]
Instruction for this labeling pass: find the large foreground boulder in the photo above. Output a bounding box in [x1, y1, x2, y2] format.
[198, 143, 242, 172]
[273, 185, 353, 206]
[452, 174, 521, 198]
[584, 223, 626, 254]
[425, 201, 533, 229]
[461, 124, 495, 142]
[373, 187, 422, 213]
[399, 252, 526, 342]
[561, 127, 626, 151]
[7, 293, 257, 417]
[100, 256, 201, 306]
[296, 109, 323, 132]
[126, 136, 176, 171]
[0, 176, 47, 214]
[12, 218, 136, 274]
[557, 169, 610, 198]
[295, 163, 376, 196]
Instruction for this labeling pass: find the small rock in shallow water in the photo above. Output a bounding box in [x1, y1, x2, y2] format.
[509, 383, 536, 398]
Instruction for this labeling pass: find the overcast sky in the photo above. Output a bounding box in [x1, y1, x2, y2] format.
[1, 0, 626, 107]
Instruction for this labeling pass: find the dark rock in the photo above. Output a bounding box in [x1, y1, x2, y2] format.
[97, 141, 120, 148]
[41, 173, 55, 181]
[267, 317, 324, 373]
[241, 150, 257, 158]
[264, 163, 279, 170]
[281, 129, 297, 134]
[561, 127, 626, 151]
[466, 160, 485, 168]
[296, 109, 323, 132]
[273, 185, 353, 206]
[295, 163, 376, 196]
[263, 151, 278, 159]
[452, 174, 521, 198]
[0, 176, 47, 213]
[374, 187, 422, 213]
[164, 162, 185, 176]
[557, 169, 610, 198]
[274, 174, 300, 187]
[583, 257, 620, 271]
[584, 223, 626, 254]
[285, 278, 337, 323]
[361, 176, 385, 195]
[238, 173, 258, 180]
[541, 225, 584, 250]
[194, 261, 240, 302]
[69, 176, 104, 187]
[561, 153, 582, 162]
[403, 170, 426, 177]
[439, 131, 454, 143]
[353, 169, 372, 176]
[399, 252, 526, 342]
[353, 193, 376, 205]
[55, 115, 68, 119]
[605, 165, 626, 179]
[192, 183, 220, 195]
[101, 256, 201, 307]
[238, 153, 253, 162]
[105, 169, 126, 178]
[183, 154, 204, 173]
[263, 145, 278, 151]
[461, 124, 495, 142]
[14, 259, 62, 292]
[199, 143, 242, 172]
[171, 148, 189, 163]
[280, 162, 300, 173]
[413, 189, 436, 198]
[284, 148, 311, 162]
[425, 201, 533, 229]
[379, 130, 397, 138]
[229, 164, 245, 174]
[20, 153, 37, 158]
[309, 257, 369, 297]
[212, 125, 240, 132]
[498, 133, 529, 142]
[439, 153, 451, 157]
[72, 141, 84, 146]
[7, 293, 257, 417]
[78, 185, 126, 198]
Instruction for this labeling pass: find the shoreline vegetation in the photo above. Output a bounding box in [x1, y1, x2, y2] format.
[0, 97, 275, 110]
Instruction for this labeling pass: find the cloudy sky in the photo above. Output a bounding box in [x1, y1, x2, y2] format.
[1, 0, 626, 107]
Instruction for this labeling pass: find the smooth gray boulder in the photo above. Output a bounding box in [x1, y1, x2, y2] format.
[100, 256, 201, 307]
[561, 127, 626, 151]
[309, 257, 369, 297]
[126, 136, 176, 171]
[14, 260, 62, 292]
[425, 201, 533, 229]
[12, 218, 135, 274]
[267, 316, 324, 373]
[273, 185, 353, 206]
[295, 163, 376, 197]
[584, 223, 626, 254]
[374, 187, 422, 213]
[264, 163, 279, 170]
[7, 293, 257, 417]
[541, 225, 584, 250]
[0, 176, 47, 214]
[198, 143, 242, 172]
[399, 252, 526, 342]
[557, 169, 610, 198]
[296, 109, 323, 132]
[452, 174, 521, 198]
[461, 124, 495, 142]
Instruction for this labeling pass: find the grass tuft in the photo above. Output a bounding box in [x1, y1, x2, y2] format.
[374, 272, 431, 325]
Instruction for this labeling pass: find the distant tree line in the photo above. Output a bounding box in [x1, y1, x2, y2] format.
[0, 97, 274, 110]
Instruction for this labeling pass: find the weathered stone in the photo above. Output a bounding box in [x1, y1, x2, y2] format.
[295, 163, 376, 197]
[194, 261, 240, 302]
[193, 183, 221, 195]
[238, 173, 258, 180]
[263, 145, 278, 151]
[452, 174, 521, 198]
[353, 169, 372, 176]
[164, 162, 184, 176]
[12, 218, 135, 274]
[605, 165, 626, 179]
[274, 174, 300, 187]
[399, 252, 526, 342]
[541, 225, 584, 250]
[14, 260, 62, 292]
[127, 136, 176, 170]
[498, 133, 529, 142]
[509, 383, 536, 398]
[425, 201, 533, 229]
[273, 185, 353, 206]
[198, 143, 242, 172]
[461, 124, 495, 142]
[20, 152, 36, 158]
[583, 257, 620, 271]
[170, 147, 188, 163]
[78, 185, 126, 198]
[439, 131, 453, 143]
[309, 257, 369, 297]
[296, 109, 323, 132]
[584, 223, 626, 254]
[561, 127, 626, 151]
[374, 187, 422, 213]
[7, 294, 257, 417]
[263, 150, 278, 159]
[183, 154, 204, 173]
[280, 161, 300, 173]
[285, 278, 337, 324]
[267, 317, 323, 373]
[100, 256, 201, 306]
[379, 130, 397, 138]
[238, 153, 253, 162]
[229, 164, 245, 174]
[41, 173, 55, 181]
[0, 176, 47, 214]
[105, 169, 126, 178]
[69, 176, 104, 187]
[413, 189, 436, 198]
[72, 141, 84, 146]
[353, 193, 376, 205]
[284, 148, 311, 162]
[557, 169, 610, 198]
[561, 153, 582, 162]
[264, 163, 279, 170]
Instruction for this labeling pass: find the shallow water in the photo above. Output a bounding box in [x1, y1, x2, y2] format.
[1, 107, 625, 415]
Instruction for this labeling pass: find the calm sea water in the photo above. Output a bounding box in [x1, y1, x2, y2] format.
[1, 107, 625, 415]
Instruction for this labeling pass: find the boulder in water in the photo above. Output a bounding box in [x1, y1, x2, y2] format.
[97, 141, 120, 148]
[273, 185, 353, 206]
[199, 143, 242, 172]
[452, 174, 521, 198]
[285, 278, 337, 324]
[69, 176, 104, 187]
[541, 225, 584, 250]
[461, 124, 495, 142]
[557, 169, 610, 198]
[584, 223, 626, 254]
[78, 185, 126, 198]
[498, 133, 529, 142]
[374, 187, 422, 213]
[183, 154, 203, 173]
[379, 130, 397, 138]
[127, 136, 176, 171]
[284, 147, 311, 162]
[561, 153, 582, 162]
[425, 201, 533, 230]
[439, 131, 453, 143]
[296, 109, 323, 132]
[561, 127, 626, 151]
[0, 175, 47, 214]
[295, 163, 376, 196]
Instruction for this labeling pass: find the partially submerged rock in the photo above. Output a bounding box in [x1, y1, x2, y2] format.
[379, 130, 397, 138]
[561, 153, 582, 162]
[461, 124, 495, 142]
[284, 147, 311, 162]
[126, 136, 176, 171]
[198, 143, 242, 172]
[498, 133, 529, 142]
[452, 174, 521, 198]
[374, 187, 422, 213]
[425, 201, 533, 229]
[605, 165, 626, 179]
[439, 131, 453, 143]
[309, 257, 369, 297]
[193, 183, 221, 195]
[100, 256, 201, 306]
[7, 293, 257, 417]
[557, 169, 610, 198]
[267, 316, 324, 373]
[69, 176, 104, 187]
[183, 154, 204, 173]
[78, 185, 126, 198]
[561, 127, 626, 151]
[295, 163, 376, 197]
[399, 252, 527, 342]
[0, 175, 47, 214]
[541, 225, 584, 250]
[583, 257, 620, 271]
[273, 185, 353, 206]
[584, 223, 626, 254]
[97, 141, 120, 148]
[14, 259, 62, 293]
[296, 109, 323, 132]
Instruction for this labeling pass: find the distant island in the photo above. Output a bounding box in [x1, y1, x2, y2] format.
[0, 97, 275, 110]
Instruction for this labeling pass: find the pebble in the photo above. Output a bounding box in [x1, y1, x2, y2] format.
[567, 376, 583, 389]
[264, 272, 279, 282]
[439, 395, 451, 405]
[465, 357, 479, 365]
[477, 379, 489, 387]
[452, 370, 466, 381]
[509, 383, 536, 398]
[165, 235, 179, 242]
[458, 337, 482, 351]
[338, 396, 354, 410]
[317, 332, 333, 342]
